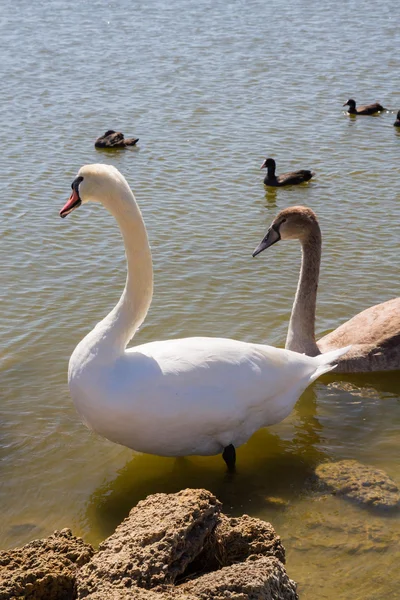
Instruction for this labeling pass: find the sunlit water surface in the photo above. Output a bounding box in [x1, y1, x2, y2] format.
[1, 1, 399, 598]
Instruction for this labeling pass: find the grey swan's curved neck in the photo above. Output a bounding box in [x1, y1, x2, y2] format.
[285, 228, 321, 356]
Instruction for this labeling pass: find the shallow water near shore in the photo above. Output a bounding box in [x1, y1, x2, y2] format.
[1, 0, 400, 598]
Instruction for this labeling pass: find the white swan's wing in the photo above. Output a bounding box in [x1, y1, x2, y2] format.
[71, 337, 346, 456]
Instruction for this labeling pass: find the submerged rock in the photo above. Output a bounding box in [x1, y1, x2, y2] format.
[287, 492, 400, 556]
[0, 528, 94, 600]
[315, 460, 400, 510]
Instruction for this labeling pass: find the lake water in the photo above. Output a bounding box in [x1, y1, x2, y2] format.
[1, 0, 399, 597]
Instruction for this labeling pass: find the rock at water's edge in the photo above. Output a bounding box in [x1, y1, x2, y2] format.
[315, 460, 400, 510]
[0, 528, 94, 600]
[2, 488, 297, 600]
[77, 584, 196, 600]
[77, 488, 221, 597]
[187, 512, 285, 575]
[179, 556, 298, 600]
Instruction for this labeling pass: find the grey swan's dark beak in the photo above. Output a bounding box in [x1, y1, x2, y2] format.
[252, 226, 281, 257]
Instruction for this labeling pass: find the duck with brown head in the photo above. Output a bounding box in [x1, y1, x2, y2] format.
[343, 99, 386, 115]
[253, 206, 400, 373]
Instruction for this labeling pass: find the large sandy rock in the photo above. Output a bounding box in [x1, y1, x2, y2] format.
[77, 489, 221, 597]
[187, 513, 285, 576]
[78, 488, 295, 600]
[0, 528, 94, 600]
[315, 460, 400, 510]
[179, 556, 298, 600]
[77, 584, 196, 600]
[2, 488, 297, 600]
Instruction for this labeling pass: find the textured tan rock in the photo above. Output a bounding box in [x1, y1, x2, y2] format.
[179, 556, 298, 600]
[2, 489, 297, 600]
[289, 495, 400, 555]
[76, 586, 161, 600]
[77, 489, 221, 597]
[0, 528, 94, 600]
[315, 460, 400, 510]
[188, 513, 285, 575]
[79, 583, 196, 600]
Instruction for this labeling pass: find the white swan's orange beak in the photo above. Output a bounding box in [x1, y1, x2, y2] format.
[60, 188, 81, 218]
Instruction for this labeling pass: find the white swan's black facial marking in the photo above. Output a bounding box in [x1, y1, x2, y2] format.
[60, 176, 84, 218]
[71, 176, 83, 194]
[252, 219, 286, 257]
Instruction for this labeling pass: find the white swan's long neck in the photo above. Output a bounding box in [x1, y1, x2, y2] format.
[85, 181, 153, 359]
[285, 230, 321, 356]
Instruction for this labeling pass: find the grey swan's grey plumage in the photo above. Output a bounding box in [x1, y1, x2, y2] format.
[394, 110, 400, 127]
[260, 158, 315, 187]
[252, 206, 400, 373]
[343, 99, 386, 116]
[95, 130, 139, 149]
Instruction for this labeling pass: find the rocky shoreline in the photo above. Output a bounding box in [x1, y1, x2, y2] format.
[2, 460, 400, 600]
[0, 488, 298, 600]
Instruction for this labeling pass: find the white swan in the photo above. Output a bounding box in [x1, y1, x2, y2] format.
[60, 165, 350, 469]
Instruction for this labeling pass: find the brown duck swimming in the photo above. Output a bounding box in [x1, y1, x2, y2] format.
[95, 130, 139, 149]
[394, 110, 400, 127]
[343, 99, 386, 115]
[260, 158, 315, 187]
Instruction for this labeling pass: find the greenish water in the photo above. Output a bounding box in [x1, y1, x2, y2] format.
[1, 0, 399, 597]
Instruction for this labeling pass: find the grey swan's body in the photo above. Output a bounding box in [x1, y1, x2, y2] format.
[252, 206, 400, 373]
[343, 99, 386, 116]
[394, 110, 400, 127]
[95, 130, 139, 149]
[261, 158, 315, 187]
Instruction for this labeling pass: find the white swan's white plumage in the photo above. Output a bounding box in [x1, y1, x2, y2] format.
[61, 164, 350, 462]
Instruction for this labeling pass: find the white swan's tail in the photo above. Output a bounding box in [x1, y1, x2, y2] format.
[309, 345, 352, 381]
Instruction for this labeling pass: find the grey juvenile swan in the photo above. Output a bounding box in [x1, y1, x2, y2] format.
[252, 206, 400, 373]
